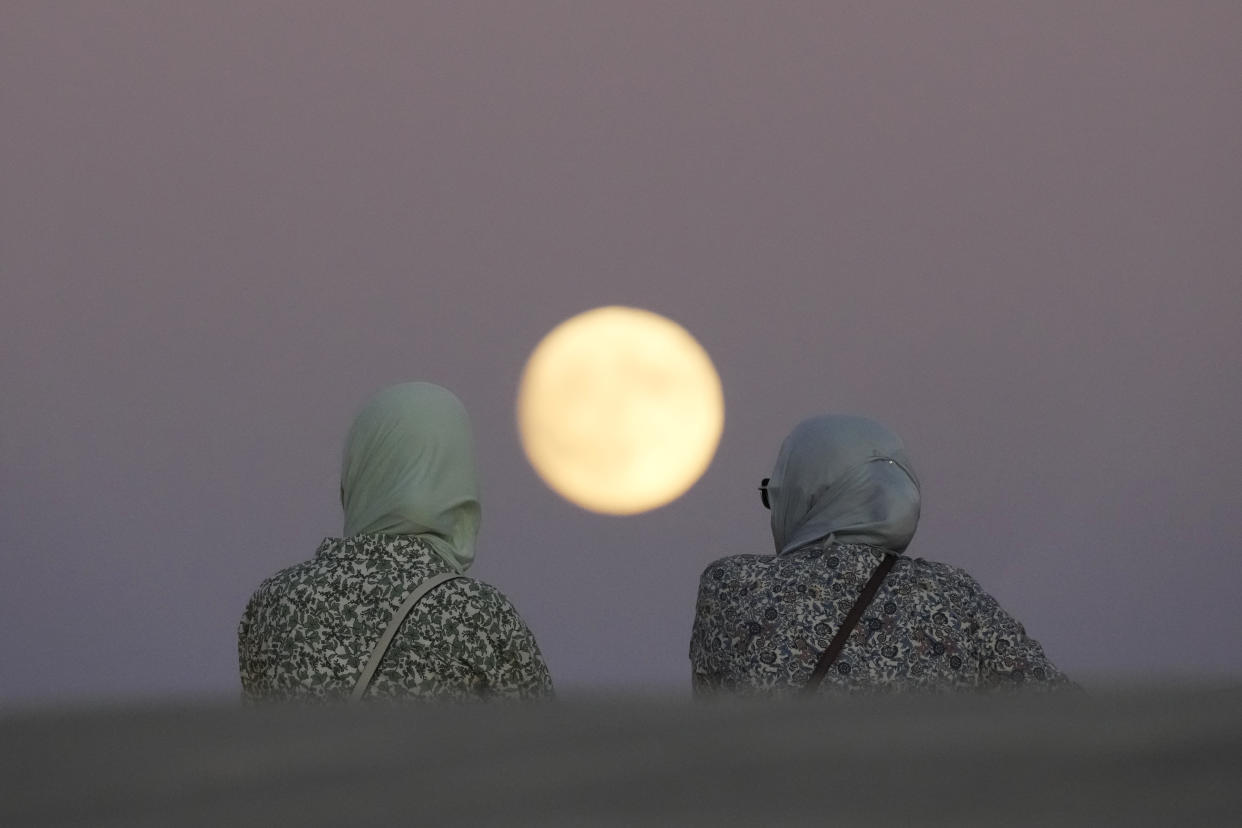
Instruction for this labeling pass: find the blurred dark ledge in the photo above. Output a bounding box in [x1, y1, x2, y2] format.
[3, 686, 1240, 827]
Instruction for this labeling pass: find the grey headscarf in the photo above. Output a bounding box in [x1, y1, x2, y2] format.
[340, 382, 481, 573]
[769, 415, 920, 555]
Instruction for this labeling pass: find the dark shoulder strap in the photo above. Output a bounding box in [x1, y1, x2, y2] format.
[350, 571, 463, 702]
[803, 553, 897, 695]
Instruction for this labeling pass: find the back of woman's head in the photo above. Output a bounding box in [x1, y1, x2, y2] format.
[340, 382, 480, 572]
[769, 415, 920, 555]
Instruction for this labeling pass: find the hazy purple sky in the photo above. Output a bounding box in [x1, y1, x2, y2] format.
[3, 2, 1240, 703]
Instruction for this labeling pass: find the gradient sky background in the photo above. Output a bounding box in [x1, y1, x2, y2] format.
[3, 1, 1240, 703]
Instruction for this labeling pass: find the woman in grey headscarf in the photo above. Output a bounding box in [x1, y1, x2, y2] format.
[239, 382, 553, 702]
[689, 415, 1071, 697]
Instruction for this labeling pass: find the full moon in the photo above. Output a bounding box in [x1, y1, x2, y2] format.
[517, 306, 725, 515]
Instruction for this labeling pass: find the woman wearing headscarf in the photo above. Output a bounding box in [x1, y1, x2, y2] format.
[689, 415, 1071, 697]
[239, 382, 553, 702]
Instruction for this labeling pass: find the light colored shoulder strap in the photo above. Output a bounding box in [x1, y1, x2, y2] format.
[350, 571, 464, 702]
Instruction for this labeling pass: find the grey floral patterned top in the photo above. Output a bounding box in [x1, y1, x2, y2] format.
[239, 534, 553, 702]
[690, 539, 1072, 697]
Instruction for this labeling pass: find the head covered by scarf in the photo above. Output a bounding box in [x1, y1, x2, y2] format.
[340, 382, 480, 573]
[769, 415, 921, 556]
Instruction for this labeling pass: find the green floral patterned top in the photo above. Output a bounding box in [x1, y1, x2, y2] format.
[238, 534, 553, 702]
[690, 539, 1072, 697]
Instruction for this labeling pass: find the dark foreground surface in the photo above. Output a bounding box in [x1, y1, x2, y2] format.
[3, 687, 1240, 826]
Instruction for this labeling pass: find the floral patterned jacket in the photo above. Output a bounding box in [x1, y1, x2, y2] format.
[239, 534, 553, 702]
[690, 539, 1072, 697]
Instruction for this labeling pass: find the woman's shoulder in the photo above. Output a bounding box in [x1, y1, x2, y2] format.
[426, 576, 542, 651]
[440, 573, 506, 600]
[431, 574, 527, 620]
[700, 553, 765, 573]
[696, 554, 781, 593]
[243, 536, 458, 611]
[896, 554, 990, 601]
[244, 555, 332, 608]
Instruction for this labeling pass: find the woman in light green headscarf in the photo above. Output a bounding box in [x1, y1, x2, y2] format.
[239, 382, 554, 702]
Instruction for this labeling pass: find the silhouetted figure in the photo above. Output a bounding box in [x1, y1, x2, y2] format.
[690, 415, 1070, 697]
[239, 382, 552, 702]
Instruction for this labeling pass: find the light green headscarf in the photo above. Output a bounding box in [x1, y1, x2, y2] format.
[769, 415, 921, 556]
[340, 382, 480, 573]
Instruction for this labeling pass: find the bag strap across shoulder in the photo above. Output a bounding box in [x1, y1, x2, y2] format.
[803, 550, 897, 695]
[350, 571, 463, 702]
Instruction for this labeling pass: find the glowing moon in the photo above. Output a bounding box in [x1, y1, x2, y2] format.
[517, 306, 725, 515]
